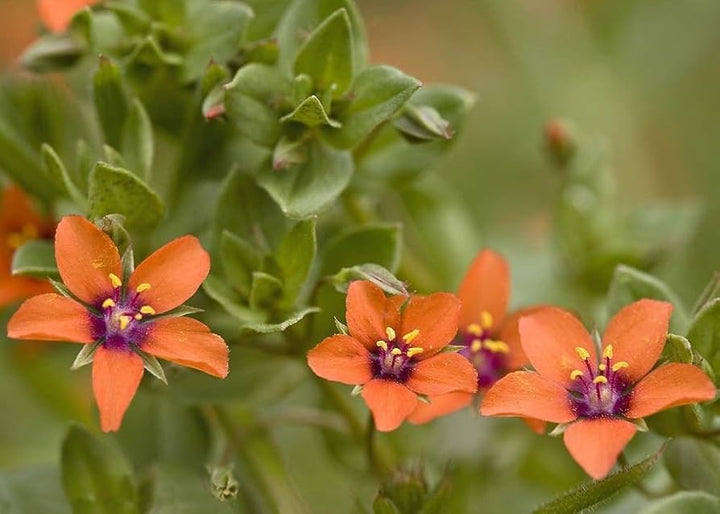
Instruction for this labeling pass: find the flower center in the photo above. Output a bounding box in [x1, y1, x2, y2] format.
[90, 273, 155, 351]
[458, 311, 509, 388]
[568, 345, 631, 418]
[370, 326, 423, 382]
[6, 223, 39, 250]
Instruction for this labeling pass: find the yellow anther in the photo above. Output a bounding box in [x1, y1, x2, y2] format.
[402, 329, 420, 343]
[119, 315, 132, 330]
[140, 305, 156, 315]
[484, 340, 510, 354]
[612, 361, 629, 372]
[136, 283, 152, 293]
[406, 347, 424, 358]
[134, 314, 142, 321]
[598, 363, 607, 371]
[471, 339, 483, 352]
[390, 348, 402, 356]
[376, 341, 388, 352]
[593, 376, 608, 384]
[385, 327, 396, 341]
[102, 298, 116, 309]
[570, 370, 584, 380]
[109, 273, 122, 288]
[480, 311, 494, 329]
[575, 347, 590, 360]
[467, 323, 483, 336]
[602, 344, 614, 360]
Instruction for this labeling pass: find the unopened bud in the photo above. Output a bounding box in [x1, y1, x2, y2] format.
[544, 118, 576, 167]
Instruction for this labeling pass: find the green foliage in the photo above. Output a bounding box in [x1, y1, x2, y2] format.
[687, 298, 720, 383]
[11, 240, 58, 279]
[664, 438, 720, 496]
[0, 466, 70, 514]
[639, 492, 720, 514]
[93, 56, 131, 149]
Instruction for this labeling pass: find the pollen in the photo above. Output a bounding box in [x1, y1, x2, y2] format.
[575, 347, 590, 360]
[390, 348, 402, 356]
[593, 376, 608, 384]
[612, 361, 629, 372]
[602, 344, 614, 359]
[109, 273, 122, 288]
[136, 283, 152, 293]
[140, 305, 156, 315]
[402, 329, 420, 343]
[376, 340, 388, 352]
[479, 311, 494, 329]
[119, 315, 132, 330]
[134, 314, 142, 320]
[385, 327, 396, 341]
[471, 339, 483, 352]
[467, 323, 483, 336]
[570, 369, 584, 380]
[102, 298, 115, 309]
[406, 347, 424, 358]
[598, 363, 607, 371]
[484, 340, 509, 354]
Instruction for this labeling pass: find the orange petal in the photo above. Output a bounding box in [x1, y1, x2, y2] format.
[406, 352, 477, 395]
[0, 185, 46, 230]
[519, 307, 596, 388]
[307, 334, 373, 385]
[129, 236, 210, 314]
[497, 305, 547, 370]
[563, 418, 637, 479]
[37, 0, 97, 32]
[626, 363, 716, 419]
[7, 293, 94, 343]
[522, 417, 547, 434]
[55, 216, 121, 305]
[143, 317, 228, 378]
[346, 281, 403, 349]
[407, 391, 474, 425]
[92, 345, 144, 432]
[458, 249, 509, 331]
[0, 275, 54, 308]
[480, 371, 575, 423]
[361, 378, 418, 432]
[602, 299, 673, 383]
[399, 292, 460, 359]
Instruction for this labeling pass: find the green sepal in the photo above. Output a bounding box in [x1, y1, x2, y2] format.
[19, 34, 84, 73]
[249, 272, 284, 311]
[133, 347, 167, 384]
[350, 384, 363, 396]
[11, 240, 58, 279]
[70, 340, 102, 370]
[93, 56, 130, 148]
[272, 136, 309, 170]
[548, 423, 569, 437]
[331, 263, 407, 296]
[49, 278, 73, 298]
[151, 305, 205, 321]
[40, 144, 87, 207]
[629, 417, 649, 432]
[334, 318, 349, 335]
[663, 333, 694, 364]
[417, 394, 431, 405]
[242, 306, 320, 334]
[121, 98, 154, 180]
[281, 95, 341, 128]
[440, 345, 465, 354]
[277, 219, 317, 307]
[394, 103, 453, 143]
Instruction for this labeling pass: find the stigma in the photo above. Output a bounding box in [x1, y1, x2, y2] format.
[569, 344, 631, 418]
[371, 326, 423, 381]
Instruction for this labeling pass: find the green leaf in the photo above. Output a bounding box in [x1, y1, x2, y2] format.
[639, 492, 720, 514]
[281, 95, 341, 127]
[243, 306, 320, 334]
[104, 144, 127, 167]
[321, 224, 402, 275]
[19, 34, 83, 73]
[0, 120, 47, 202]
[88, 162, 166, 231]
[687, 298, 720, 382]
[0, 466, 71, 514]
[394, 104, 453, 142]
[122, 98, 154, 180]
[61, 425, 139, 514]
[272, 136, 309, 170]
[93, 56, 130, 148]
[277, 220, 317, 306]
[607, 264, 689, 333]
[182, 1, 254, 82]
[663, 334, 694, 364]
[126, 36, 183, 68]
[11, 240, 58, 279]
[257, 139, 353, 219]
[105, 2, 152, 33]
[249, 272, 284, 311]
[203, 275, 265, 324]
[324, 65, 421, 149]
[220, 230, 262, 297]
[139, 0, 186, 25]
[294, 8, 354, 96]
[224, 63, 291, 147]
[331, 263, 408, 296]
[147, 463, 236, 514]
[664, 437, 720, 496]
[534, 445, 664, 513]
[41, 144, 87, 206]
[373, 497, 401, 514]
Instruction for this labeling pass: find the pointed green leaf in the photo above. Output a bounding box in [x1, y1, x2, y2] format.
[687, 298, 720, 382]
[220, 230, 262, 297]
[122, 98, 154, 180]
[331, 263, 407, 296]
[277, 219, 317, 306]
[394, 104, 453, 142]
[71, 340, 102, 370]
[249, 272, 284, 311]
[11, 240, 57, 279]
[321, 224, 402, 275]
[203, 275, 266, 324]
[665, 437, 720, 496]
[41, 144, 86, 207]
[20, 34, 83, 73]
[93, 56, 130, 148]
[88, 162, 165, 231]
[281, 95, 341, 127]
[243, 306, 320, 334]
[640, 492, 720, 514]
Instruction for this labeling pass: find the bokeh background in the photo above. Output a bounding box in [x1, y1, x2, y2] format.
[0, 0, 719, 512]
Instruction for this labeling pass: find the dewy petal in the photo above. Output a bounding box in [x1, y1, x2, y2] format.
[143, 317, 229, 378]
[407, 391, 474, 425]
[399, 292, 460, 359]
[602, 299, 673, 383]
[406, 352, 477, 395]
[458, 249, 510, 331]
[498, 306, 546, 370]
[129, 236, 210, 314]
[519, 307, 596, 388]
[92, 346, 144, 432]
[480, 371, 575, 423]
[7, 293, 94, 343]
[361, 378, 418, 432]
[563, 418, 637, 480]
[38, 0, 97, 32]
[55, 216, 122, 305]
[626, 363, 716, 419]
[346, 281, 403, 349]
[307, 335, 373, 385]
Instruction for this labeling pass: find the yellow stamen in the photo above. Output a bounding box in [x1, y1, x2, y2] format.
[612, 361, 629, 372]
[406, 347, 424, 358]
[376, 341, 388, 352]
[402, 329, 420, 343]
[140, 305, 156, 315]
[385, 327, 396, 341]
[467, 323, 483, 336]
[479, 311, 494, 330]
[570, 370, 584, 380]
[119, 315, 132, 330]
[598, 363, 607, 371]
[593, 376, 608, 384]
[102, 298, 116, 309]
[602, 344, 614, 359]
[575, 347, 590, 360]
[134, 314, 142, 320]
[136, 283, 152, 293]
[6, 225, 40, 250]
[109, 273, 122, 288]
[484, 340, 509, 354]
[471, 339, 483, 352]
[390, 348, 402, 356]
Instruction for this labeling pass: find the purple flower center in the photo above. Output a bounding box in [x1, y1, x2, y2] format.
[568, 345, 631, 418]
[457, 315, 509, 389]
[370, 327, 423, 382]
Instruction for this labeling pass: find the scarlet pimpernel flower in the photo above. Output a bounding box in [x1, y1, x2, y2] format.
[0, 185, 54, 307]
[307, 280, 477, 432]
[37, 0, 97, 32]
[8, 216, 229, 432]
[481, 299, 716, 479]
[409, 249, 543, 427]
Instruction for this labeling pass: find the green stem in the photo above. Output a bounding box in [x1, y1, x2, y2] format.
[365, 412, 387, 477]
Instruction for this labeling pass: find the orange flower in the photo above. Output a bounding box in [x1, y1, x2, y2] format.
[0, 185, 54, 307]
[481, 299, 717, 479]
[37, 0, 97, 33]
[8, 216, 229, 432]
[307, 280, 477, 431]
[409, 249, 543, 428]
